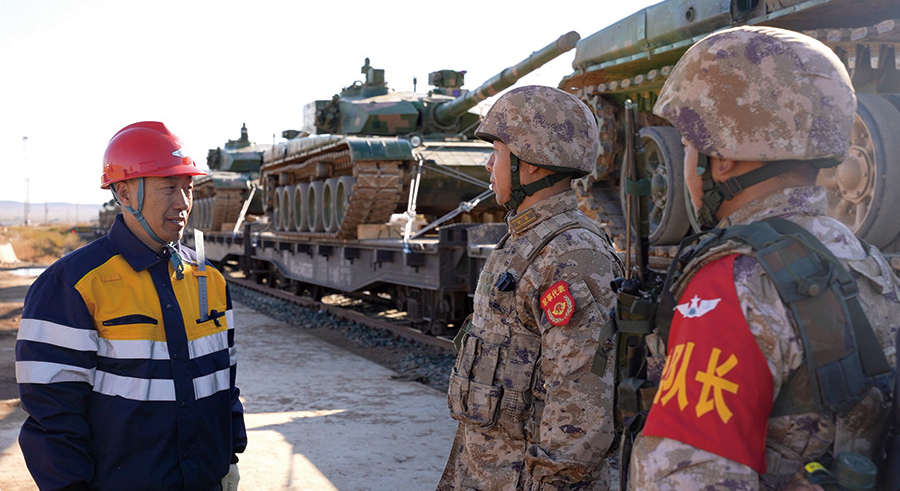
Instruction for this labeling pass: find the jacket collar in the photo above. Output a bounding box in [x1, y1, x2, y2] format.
[506, 190, 579, 237]
[719, 185, 827, 228]
[107, 213, 181, 272]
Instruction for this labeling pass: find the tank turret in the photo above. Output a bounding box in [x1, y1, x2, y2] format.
[263, 32, 581, 239]
[303, 32, 580, 140]
[190, 124, 271, 233]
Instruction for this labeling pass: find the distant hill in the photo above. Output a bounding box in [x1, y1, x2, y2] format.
[0, 201, 103, 226]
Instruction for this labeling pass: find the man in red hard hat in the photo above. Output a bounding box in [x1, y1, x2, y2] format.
[16, 122, 246, 491]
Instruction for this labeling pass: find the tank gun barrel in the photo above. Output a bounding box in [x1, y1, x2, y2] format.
[433, 31, 581, 127]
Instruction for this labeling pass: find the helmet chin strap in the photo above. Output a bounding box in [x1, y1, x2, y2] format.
[503, 153, 570, 212]
[694, 154, 806, 230]
[112, 178, 185, 280]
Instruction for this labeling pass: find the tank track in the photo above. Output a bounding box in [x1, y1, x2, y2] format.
[191, 181, 247, 233]
[265, 143, 411, 240]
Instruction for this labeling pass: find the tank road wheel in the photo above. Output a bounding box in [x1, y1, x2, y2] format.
[284, 185, 297, 231]
[199, 199, 211, 231]
[816, 94, 900, 248]
[335, 176, 357, 230]
[307, 180, 326, 232]
[193, 199, 202, 230]
[273, 186, 283, 231]
[322, 178, 339, 233]
[280, 185, 294, 232]
[639, 126, 690, 245]
[187, 200, 196, 230]
[293, 183, 310, 232]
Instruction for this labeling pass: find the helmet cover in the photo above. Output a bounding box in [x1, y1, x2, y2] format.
[653, 26, 856, 165]
[475, 85, 599, 176]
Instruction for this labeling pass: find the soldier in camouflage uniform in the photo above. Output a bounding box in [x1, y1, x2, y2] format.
[437, 85, 623, 491]
[628, 26, 900, 489]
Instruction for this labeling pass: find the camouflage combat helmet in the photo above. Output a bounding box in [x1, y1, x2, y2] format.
[475, 85, 600, 210]
[655, 25, 855, 164]
[653, 26, 856, 227]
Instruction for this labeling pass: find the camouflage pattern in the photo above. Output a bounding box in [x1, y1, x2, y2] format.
[653, 26, 856, 164]
[475, 86, 600, 177]
[629, 186, 900, 490]
[439, 190, 621, 491]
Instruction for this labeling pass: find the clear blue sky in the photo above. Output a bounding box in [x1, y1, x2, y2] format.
[0, 0, 661, 206]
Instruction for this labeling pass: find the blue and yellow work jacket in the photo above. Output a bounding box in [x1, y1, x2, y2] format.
[16, 214, 247, 491]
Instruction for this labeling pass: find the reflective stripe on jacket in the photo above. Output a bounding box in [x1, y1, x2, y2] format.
[16, 214, 247, 491]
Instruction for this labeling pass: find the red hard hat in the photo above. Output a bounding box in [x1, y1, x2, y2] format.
[101, 121, 206, 189]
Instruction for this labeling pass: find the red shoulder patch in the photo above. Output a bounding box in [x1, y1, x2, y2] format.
[641, 254, 773, 473]
[541, 280, 575, 326]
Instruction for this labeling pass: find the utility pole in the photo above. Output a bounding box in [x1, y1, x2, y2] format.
[23, 137, 30, 225]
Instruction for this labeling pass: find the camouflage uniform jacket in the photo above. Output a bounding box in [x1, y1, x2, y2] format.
[438, 190, 622, 491]
[629, 186, 900, 490]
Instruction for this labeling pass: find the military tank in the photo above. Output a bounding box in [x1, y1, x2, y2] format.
[260, 31, 581, 239]
[558, 0, 900, 254]
[191, 124, 270, 233]
[97, 198, 119, 233]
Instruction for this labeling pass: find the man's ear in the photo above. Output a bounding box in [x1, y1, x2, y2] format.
[711, 158, 738, 180]
[114, 181, 132, 208]
[521, 161, 540, 176]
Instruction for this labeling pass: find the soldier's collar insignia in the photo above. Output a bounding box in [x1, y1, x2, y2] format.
[541, 280, 575, 326]
[510, 209, 538, 233]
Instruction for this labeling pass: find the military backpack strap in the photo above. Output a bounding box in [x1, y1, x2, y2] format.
[504, 210, 612, 283]
[725, 217, 893, 416]
[760, 218, 893, 415]
[658, 217, 892, 417]
[502, 210, 619, 371]
[656, 227, 734, 344]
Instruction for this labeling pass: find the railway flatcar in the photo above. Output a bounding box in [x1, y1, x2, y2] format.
[186, 0, 900, 338]
[186, 32, 582, 335]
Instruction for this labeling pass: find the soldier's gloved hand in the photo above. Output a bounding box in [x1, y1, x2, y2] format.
[221, 463, 240, 491]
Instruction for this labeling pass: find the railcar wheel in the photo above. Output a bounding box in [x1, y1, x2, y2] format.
[816, 94, 900, 248]
[426, 319, 449, 336]
[639, 126, 690, 245]
[308, 284, 324, 302]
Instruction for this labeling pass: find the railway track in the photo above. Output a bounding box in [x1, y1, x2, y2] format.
[223, 271, 457, 352]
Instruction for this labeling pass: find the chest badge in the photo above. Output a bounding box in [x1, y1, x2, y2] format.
[541, 280, 575, 326]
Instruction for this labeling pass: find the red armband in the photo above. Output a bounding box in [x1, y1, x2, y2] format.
[642, 254, 773, 473]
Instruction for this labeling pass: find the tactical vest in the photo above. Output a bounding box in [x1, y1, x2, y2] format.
[448, 209, 619, 445]
[610, 217, 894, 487]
